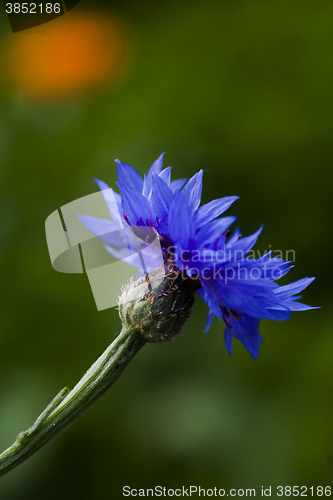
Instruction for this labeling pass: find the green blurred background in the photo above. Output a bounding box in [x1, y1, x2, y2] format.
[0, 0, 331, 498]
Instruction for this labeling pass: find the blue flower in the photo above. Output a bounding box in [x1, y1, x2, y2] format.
[79, 153, 318, 358]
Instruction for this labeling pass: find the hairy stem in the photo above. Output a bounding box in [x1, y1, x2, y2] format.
[0, 325, 145, 478]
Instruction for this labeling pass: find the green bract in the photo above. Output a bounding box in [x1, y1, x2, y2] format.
[118, 265, 200, 343]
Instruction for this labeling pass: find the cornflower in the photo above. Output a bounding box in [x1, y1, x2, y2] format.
[79, 153, 317, 358]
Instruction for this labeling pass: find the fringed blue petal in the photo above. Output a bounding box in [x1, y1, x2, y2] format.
[78, 215, 129, 247]
[158, 166, 172, 185]
[170, 178, 187, 192]
[224, 328, 233, 356]
[168, 190, 196, 247]
[225, 316, 262, 359]
[195, 196, 239, 228]
[150, 173, 173, 220]
[115, 160, 143, 193]
[117, 182, 153, 226]
[226, 226, 263, 257]
[181, 170, 203, 214]
[274, 277, 316, 300]
[144, 153, 165, 196]
[195, 217, 236, 248]
[94, 179, 123, 227]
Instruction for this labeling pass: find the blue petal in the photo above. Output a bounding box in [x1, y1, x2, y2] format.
[204, 311, 214, 332]
[287, 302, 319, 311]
[259, 250, 274, 260]
[142, 174, 149, 198]
[158, 167, 172, 185]
[213, 235, 227, 251]
[195, 217, 237, 248]
[117, 182, 153, 226]
[115, 160, 143, 193]
[78, 215, 129, 247]
[252, 291, 290, 310]
[143, 153, 165, 197]
[273, 277, 319, 311]
[227, 228, 241, 246]
[104, 245, 140, 262]
[94, 178, 110, 192]
[274, 265, 294, 279]
[168, 190, 196, 247]
[197, 289, 215, 332]
[221, 277, 278, 292]
[227, 226, 263, 257]
[217, 284, 275, 319]
[150, 173, 173, 219]
[274, 277, 316, 300]
[195, 196, 239, 228]
[224, 328, 233, 356]
[223, 258, 293, 283]
[149, 152, 165, 176]
[170, 178, 187, 192]
[200, 279, 223, 319]
[94, 179, 123, 227]
[182, 170, 203, 214]
[226, 316, 262, 359]
[266, 308, 291, 320]
[105, 242, 162, 272]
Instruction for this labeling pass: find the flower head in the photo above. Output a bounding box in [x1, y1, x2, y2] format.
[79, 153, 318, 358]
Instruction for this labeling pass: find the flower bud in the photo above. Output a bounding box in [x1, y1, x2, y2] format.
[118, 265, 200, 342]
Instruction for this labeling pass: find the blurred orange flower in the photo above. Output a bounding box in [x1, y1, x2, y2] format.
[2, 9, 130, 99]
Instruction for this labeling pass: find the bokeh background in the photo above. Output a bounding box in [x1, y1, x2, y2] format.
[0, 0, 331, 498]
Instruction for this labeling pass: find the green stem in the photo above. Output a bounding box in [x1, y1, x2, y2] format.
[0, 325, 145, 478]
